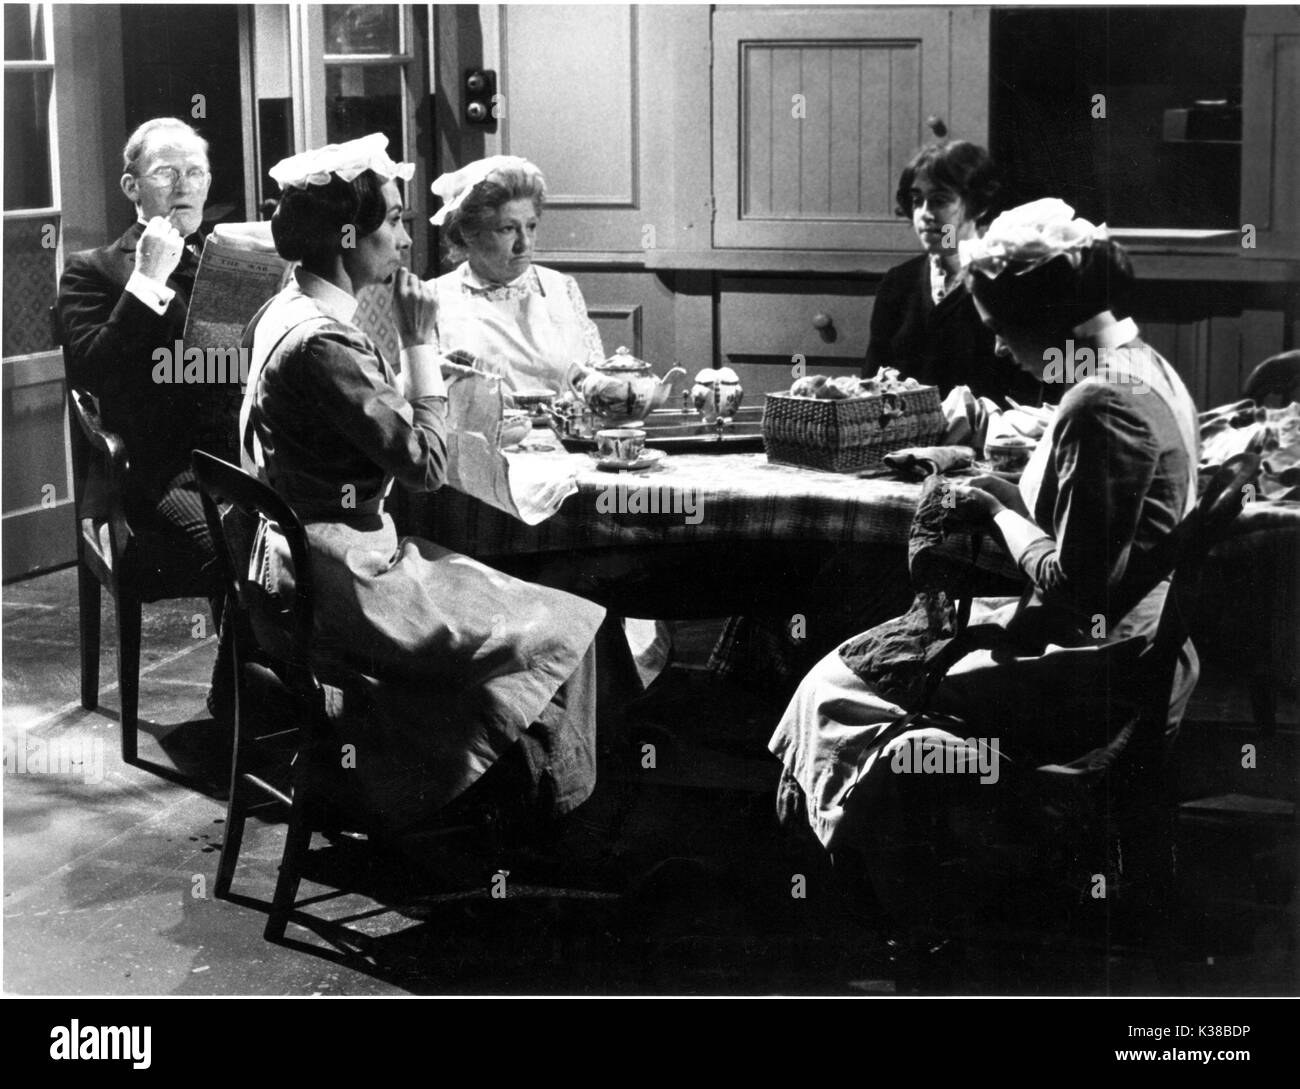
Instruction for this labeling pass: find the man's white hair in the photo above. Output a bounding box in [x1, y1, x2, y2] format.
[122, 117, 207, 176]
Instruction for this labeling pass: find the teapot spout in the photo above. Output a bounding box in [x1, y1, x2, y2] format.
[653, 365, 688, 408]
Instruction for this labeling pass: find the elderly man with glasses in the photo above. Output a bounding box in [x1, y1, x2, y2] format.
[58, 117, 233, 719]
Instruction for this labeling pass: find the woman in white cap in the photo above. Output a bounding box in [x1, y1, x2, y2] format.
[425, 155, 605, 392]
[240, 134, 606, 839]
[427, 154, 671, 695]
[771, 199, 1200, 924]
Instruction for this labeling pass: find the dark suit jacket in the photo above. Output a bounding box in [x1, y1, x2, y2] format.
[57, 221, 205, 524]
[864, 254, 1043, 407]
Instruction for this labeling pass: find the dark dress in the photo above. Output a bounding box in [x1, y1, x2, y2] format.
[773, 331, 1201, 848]
[865, 254, 1042, 406]
[244, 273, 607, 829]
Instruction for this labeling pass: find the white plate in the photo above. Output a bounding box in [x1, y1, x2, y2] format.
[595, 448, 666, 472]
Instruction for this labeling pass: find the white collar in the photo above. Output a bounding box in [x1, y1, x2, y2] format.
[928, 254, 962, 304]
[1072, 312, 1140, 350]
[459, 261, 544, 296]
[293, 267, 359, 324]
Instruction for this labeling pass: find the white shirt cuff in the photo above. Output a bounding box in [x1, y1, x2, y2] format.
[399, 345, 447, 399]
[125, 270, 175, 315]
[993, 508, 1051, 566]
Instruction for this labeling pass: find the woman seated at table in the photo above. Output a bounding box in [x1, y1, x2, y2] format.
[426, 154, 670, 690]
[240, 134, 607, 836]
[773, 199, 1200, 878]
[866, 140, 1041, 406]
[425, 155, 605, 392]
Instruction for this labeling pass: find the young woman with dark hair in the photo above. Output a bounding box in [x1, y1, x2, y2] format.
[866, 141, 1040, 405]
[240, 135, 606, 836]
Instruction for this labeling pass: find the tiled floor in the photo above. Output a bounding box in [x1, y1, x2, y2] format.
[3, 564, 1296, 995]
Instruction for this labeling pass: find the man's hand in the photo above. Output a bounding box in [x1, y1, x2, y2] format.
[394, 268, 437, 349]
[135, 216, 185, 285]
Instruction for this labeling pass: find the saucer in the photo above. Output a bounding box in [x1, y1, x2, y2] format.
[595, 448, 665, 472]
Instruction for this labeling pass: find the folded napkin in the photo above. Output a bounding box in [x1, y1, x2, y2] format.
[872, 445, 975, 480]
[443, 372, 578, 523]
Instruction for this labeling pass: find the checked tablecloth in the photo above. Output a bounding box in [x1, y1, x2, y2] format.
[417, 442, 924, 558]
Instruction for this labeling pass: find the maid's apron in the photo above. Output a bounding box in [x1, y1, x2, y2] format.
[238, 287, 607, 827]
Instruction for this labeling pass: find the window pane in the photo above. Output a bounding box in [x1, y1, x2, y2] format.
[3, 69, 53, 209]
[2, 217, 58, 357]
[324, 5, 398, 55]
[3, 4, 46, 61]
[325, 64, 402, 151]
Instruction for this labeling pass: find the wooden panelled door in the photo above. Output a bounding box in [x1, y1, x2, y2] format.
[713, 5, 989, 251]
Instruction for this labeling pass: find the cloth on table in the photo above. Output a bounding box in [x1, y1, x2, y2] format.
[872, 444, 975, 480]
[1199, 399, 1300, 500]
[442, 369, 579, 524]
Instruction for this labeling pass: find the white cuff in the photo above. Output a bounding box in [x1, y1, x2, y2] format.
[993, 508, 1051, 566]
[399, 345, 447, 399]
[125, 270, 175, 315]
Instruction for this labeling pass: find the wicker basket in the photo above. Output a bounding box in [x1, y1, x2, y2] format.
[762, 386, 947, 472]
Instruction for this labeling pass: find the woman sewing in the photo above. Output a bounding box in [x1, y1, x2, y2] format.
[866, 141, 1041, 406]
[773, 199, 1200, 862]
[240, 134, 607, 836]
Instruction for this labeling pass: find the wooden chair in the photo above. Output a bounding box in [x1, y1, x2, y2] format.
[193, 452, 493, 944]
[1014, 453, 1264, 932]
[192, 449, 354, 940]
[849, 454, 1262, 967]
[51, 304, 217, 763]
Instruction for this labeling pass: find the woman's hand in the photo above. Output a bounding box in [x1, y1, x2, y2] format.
[394, 268, 438, 349]
[967, 473, 1028, 517]
[942, 482, 1003, 527]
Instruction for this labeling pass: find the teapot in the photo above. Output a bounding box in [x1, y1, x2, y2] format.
[567, 346, 686, 426]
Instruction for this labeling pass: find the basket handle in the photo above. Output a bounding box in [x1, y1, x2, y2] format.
[879, 391, 904, 428]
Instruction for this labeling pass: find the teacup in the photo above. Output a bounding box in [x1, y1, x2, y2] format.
[596, 427, 646, 462]
[499, 410, 533, 448]
[511, 387, 557, 418]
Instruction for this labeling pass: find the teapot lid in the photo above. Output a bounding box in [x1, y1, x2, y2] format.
[596, 345, 652, 372]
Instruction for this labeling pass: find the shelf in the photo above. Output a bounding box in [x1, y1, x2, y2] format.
[643, 249, 912, 275]
[533, 242, 1298, 284]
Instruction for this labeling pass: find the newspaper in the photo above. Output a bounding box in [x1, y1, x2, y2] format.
[182, 223, 292, 352]
[184, 221, 400, 365]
